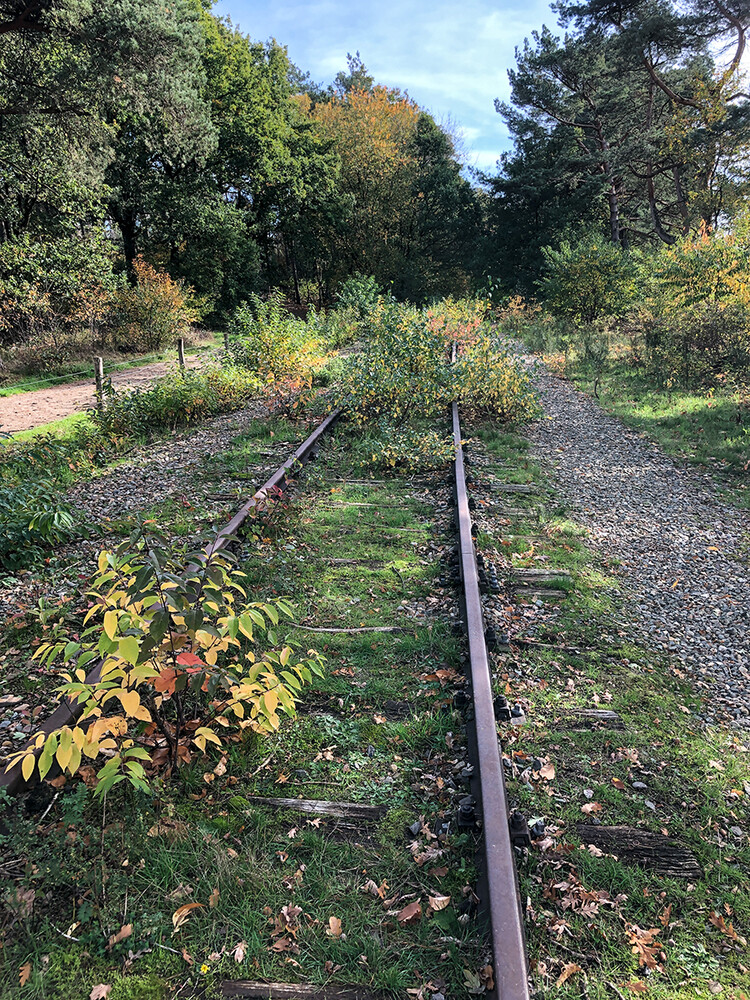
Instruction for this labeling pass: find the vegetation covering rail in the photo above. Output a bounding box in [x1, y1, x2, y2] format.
[1, 410, 340, 797]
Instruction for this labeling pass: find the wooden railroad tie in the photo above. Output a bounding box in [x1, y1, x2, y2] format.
[577, 825, 701, 880]
[222, 983, 381, 999]
[243, 797, 386, 821]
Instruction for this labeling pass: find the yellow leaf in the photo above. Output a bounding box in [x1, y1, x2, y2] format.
[103, 610, 118, 641]
[22, 754, 35, 782]
[118, 636, 139, 666]
[118, 690, 140, 716]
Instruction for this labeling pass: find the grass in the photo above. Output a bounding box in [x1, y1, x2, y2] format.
[4, 411, 90, 443]
[563, 355, 750, 509]
[468, 419, 750, 998]
[0, 421, 489, 999]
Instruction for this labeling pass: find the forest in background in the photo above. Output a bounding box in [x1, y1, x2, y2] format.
[1, 0, 750, 393]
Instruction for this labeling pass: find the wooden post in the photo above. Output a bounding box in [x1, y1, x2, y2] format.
[223, 330, 229, 352]
[94, 356, 104, 411]
[177, 337, 186, 369]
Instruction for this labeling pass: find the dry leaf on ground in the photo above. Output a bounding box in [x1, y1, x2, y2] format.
[106, 923, 132, 951]
[556, 963, 582, 986]
[172, 902, 203, 931]
[428, 894, 451, 911]
[397, 901, 422, 926]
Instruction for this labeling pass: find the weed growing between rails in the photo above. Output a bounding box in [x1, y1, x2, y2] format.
[334, 296, 539, 473]
[461, 422, 750, 998]
[1, 423, 492, 999]
[0, 416, 312, 769]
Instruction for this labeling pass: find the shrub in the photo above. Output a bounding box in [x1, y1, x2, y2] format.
[539, 232, 638, 324]
[90, 364, 259, 438]
[336, 298, 538, 429]
[227, 292, 321, 381]
[335, 301, 452, 425]
[0, 481, 78, 570]
[453, 334, 541, 422]
[115, 257, 198, 353]
[8, 529, 324, 795]
[335, 273, 383, 317]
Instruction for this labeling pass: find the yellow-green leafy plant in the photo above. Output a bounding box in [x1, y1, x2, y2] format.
[453, 332, 541, 423]
[7, 528, 323, 797]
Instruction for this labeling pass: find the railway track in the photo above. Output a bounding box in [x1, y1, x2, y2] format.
[451, 402, 530, 1000]
[3, 401, 531, 998]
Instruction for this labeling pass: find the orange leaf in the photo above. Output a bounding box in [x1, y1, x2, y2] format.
[172, 902, 203, 931]
[556, 963, 582, 986]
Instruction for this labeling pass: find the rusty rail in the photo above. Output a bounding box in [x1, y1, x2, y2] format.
[452, 401, 530, 1000]
[1, 409, 341, 796]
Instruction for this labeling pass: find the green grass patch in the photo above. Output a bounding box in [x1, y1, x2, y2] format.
[568, 357, 750, 509]
[468, 419, 750, 998]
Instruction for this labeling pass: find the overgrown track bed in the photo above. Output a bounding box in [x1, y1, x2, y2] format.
[0, 407, 324, 772]
[460, 422, 750, 998]
[0, 417, 505, 1000]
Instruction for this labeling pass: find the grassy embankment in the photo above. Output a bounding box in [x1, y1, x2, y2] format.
[470, 422, 749, 998]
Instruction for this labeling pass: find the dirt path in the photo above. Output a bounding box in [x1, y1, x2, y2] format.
[0, 354, 207, 434]
[525, 361, 750, 726]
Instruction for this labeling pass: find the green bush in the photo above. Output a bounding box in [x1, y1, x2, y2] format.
[227, 292, 320, 380]
[0, 481, 79, 569]
[335, 301, 452, 425]
[90, 364, 259, 438]
[539, 232, 638, 324]
[335, 273, 383, 317]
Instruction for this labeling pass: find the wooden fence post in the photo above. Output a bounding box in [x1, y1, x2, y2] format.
[94, 356, 104, 411]
[223, 330, 229, 352]
[177, 338, 186, 369]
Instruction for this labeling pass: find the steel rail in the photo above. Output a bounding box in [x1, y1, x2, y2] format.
[1, 409, 341, 796]
[452, 401, 530, 1000]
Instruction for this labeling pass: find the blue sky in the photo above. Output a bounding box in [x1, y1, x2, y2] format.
[213, 0, 558, 173]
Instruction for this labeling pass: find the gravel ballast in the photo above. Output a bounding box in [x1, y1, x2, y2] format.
[526, 365, 750, 726]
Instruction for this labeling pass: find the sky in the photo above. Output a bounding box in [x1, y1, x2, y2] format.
[213, 0, 558, 174]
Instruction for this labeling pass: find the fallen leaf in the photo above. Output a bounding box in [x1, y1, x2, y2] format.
[324, 959, 343, 974]
[327, 916, 343, 938]
[106, 923, 133, 951]
[539, 762, 555, 781]
[397, 901, 422, 926]
[612, 778, 626, 790]
[172, 902, 203, 931]
[428, 894, 451, 911]
[19, 963, 31, 986]
[181, 948, 193, 966]
[710, 911, 747, 946]
[232, 940, 247, 962]
[556, 963, 582, 986]
[622, 983, 648, 994]
[209, 888, 219, 909]
[581, 801, 603, 814]
[90, 987, 111, 1000]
